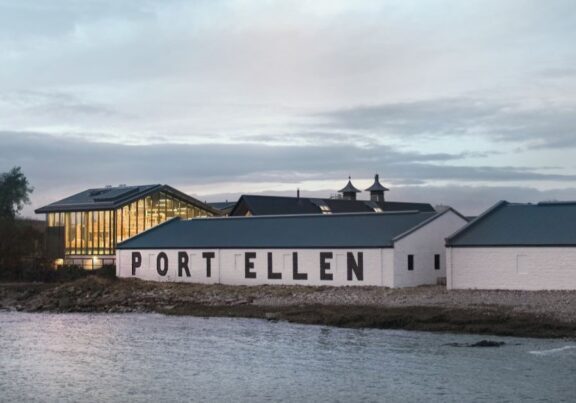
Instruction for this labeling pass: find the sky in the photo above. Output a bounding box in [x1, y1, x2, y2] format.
[1, 0, 576, 217]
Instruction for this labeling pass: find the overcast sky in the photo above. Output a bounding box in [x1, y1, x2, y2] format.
[2, 0, 576, 216]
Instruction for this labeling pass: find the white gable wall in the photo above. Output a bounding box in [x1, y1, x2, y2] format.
[447, 247, 576, 290]
[393, 210, 468, 288]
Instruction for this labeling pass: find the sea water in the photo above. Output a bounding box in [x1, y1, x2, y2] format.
[0, 312, 574, 402]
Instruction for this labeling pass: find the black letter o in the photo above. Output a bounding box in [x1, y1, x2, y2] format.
[157, 252, 168, 276]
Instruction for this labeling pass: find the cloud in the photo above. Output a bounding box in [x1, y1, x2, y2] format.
[1, 1, 576, 217]
[317, 98, 576, 149]
[388, 185, 576, 216]
[4, 130, 573, 184]
[0, 90, 122, 117]
[3, 131, 576, 216]
[1, 0, 575, 151]
[316, 98, 504, 135]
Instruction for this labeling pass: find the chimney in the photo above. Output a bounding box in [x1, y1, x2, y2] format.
[365, 173, 389, 203]
[338, 176, 361, 201]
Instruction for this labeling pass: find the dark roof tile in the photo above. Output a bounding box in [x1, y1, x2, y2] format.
[35, 184, 222, 215]
[117, 211, 439, 249]
[446, 201, 576, 246]
[338, 179, 361, 194]
[230, 195, 435, 216]
[365, 174, 389, 192]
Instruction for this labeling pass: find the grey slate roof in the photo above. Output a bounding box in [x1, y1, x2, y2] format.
[338, 178, 361, 193]
[117, 211, 439, 250]
[35, 184, 222, 215]
[446, 201, 576, 247]
[365, 174, 390, 192]
[229, 195, 435, 216]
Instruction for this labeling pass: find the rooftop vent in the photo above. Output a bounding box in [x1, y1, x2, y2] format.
[364, 201, 383, 212]
[89, 189, 109, 196]
[310, 198, 332, 214]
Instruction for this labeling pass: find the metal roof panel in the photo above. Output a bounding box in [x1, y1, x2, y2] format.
[117, 211, 439, 249]
[446, 201, 576, 246]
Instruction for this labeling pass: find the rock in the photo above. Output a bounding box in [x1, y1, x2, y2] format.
[470, 340, 505, 347]
[58, 296, 72, 309]
[444, 340, 505, 348]
[265, 312, 280, 321]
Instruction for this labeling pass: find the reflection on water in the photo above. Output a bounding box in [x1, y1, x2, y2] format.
[0, 312, 574, 402]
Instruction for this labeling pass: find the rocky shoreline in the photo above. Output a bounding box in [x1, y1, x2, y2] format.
[1, 277, 575, 338]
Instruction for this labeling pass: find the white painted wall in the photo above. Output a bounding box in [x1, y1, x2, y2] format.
[447, 247, 576, 290]
[116, 210, 469, 288]
[117, 248, 396, 287]
[393, 210, 468, 288]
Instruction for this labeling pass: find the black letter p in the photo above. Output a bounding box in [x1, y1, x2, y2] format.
[131, 252, 142, 276]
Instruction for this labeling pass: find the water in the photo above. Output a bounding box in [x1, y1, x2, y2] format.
[0, 312, 574, 402]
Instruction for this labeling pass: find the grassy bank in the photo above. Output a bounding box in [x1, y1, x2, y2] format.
[1, 277, 575, 339]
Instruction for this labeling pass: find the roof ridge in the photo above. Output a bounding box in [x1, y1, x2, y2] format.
[445, 200, 509, 245]
[220, 210, 430, 221]
[537, 200, 576, 206]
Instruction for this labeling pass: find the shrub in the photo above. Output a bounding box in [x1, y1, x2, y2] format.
[0, 262, 117, 283]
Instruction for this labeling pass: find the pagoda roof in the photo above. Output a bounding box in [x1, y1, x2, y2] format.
[338, 178, 361, 193]
[365, 174, 389, 192]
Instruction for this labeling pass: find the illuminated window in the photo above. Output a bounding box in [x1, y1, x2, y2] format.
[60, 190, 215, 257]
[310, 199, 332, 214]
[145, 196, 153, 229]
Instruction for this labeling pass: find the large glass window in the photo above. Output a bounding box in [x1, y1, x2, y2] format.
[129, 202, 138, 236]
[103, 211, 110, 255]
[166, 195, 174, 219]
[74, 212, 80, 254]
[145, 196, 153, 230]
[80, 212, 87, 254]
[65, 212, 71, 253]
[122, 205, 130, 241]
[116, 209, 122, 245]
[137, 199, 145, 233]
[87, 212, 93, 254]
[61, 191, 214, 256]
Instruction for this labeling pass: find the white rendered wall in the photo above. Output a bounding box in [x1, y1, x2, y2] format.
[117, 248, 395, 287]
[447, 247, 576, 290]
[393, 210, 468, 288]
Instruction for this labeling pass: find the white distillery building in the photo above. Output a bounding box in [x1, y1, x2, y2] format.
[116, 209, 468, 288]
[446, 201, 576, 290]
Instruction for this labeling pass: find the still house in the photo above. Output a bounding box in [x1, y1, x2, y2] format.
[35, 184, 221, 268]
[116, 208, 468, 288]
[230, 175, 435, 216]
[446, 200, 576, 290]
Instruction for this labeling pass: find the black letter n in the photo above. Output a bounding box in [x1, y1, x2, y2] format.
[347, 252, 363, 281]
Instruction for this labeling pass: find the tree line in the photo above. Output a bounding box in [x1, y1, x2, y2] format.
[0, 167, 46, 280]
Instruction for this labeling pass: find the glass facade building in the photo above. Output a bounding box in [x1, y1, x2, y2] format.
[38, 185, 221, 268]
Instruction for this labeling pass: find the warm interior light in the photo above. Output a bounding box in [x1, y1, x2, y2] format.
[92, 256, 101, 270]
